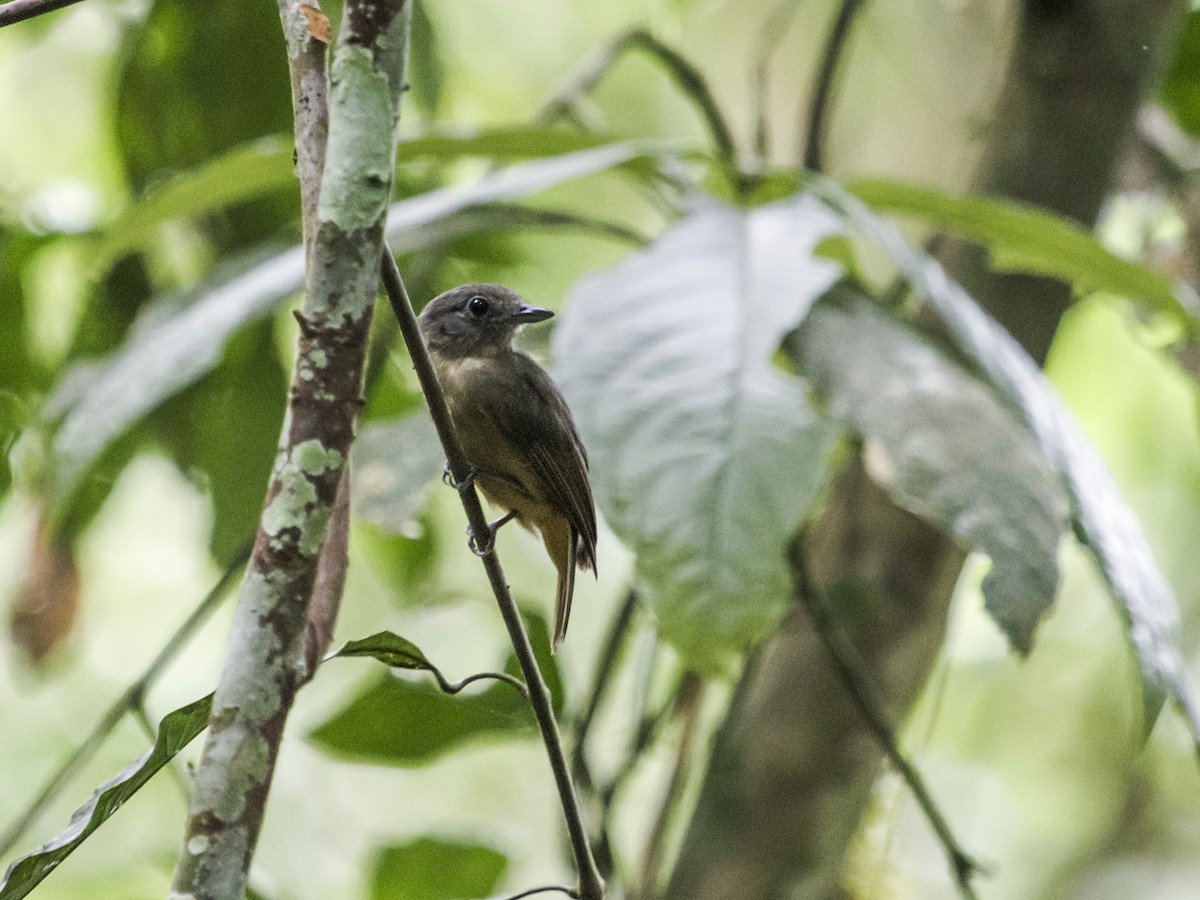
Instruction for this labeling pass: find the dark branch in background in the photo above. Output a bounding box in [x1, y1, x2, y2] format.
[379, 249, 604, 900]
[0, 544, 250, 859]
[802, 0, 866, 173]
[635, 671, 704, 900]
[665, 460, 963, 900]
[0, 0, 84, 28]
[538, 28, 741, 188]
[793, 550, 983, 899]
[752, 0, 805, 163]
[570, 590, 639, 880]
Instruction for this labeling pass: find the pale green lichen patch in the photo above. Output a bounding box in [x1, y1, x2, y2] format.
[262, 441, 342, 554]
[196, 725, 272, 824]
[294, 439, 342, 475]
[319, 44, 394, 231]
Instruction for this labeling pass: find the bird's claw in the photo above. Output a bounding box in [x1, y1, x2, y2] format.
[467, 524, 495, 557]
[443, 462, 479, 494]
[465, 511, 516, 557]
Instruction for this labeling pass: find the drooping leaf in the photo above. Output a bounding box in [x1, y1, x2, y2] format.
[791, 287, 1069, 652]
[91, 128, 619, 277]
[333, 631, 444, 675]
[46, 142, 666, 502]
[850, 178, 1199, 334]
[553, 195, 843, 669]
[0, 695, 212, 900]
[814, 176, 1199, 735]
[352, 411, 444, 535]
[370, 837, 507, 900]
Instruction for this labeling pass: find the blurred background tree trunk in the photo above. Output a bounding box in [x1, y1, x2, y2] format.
[665, 2, 1189, 897]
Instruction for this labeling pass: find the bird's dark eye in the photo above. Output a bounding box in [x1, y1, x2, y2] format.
[467, 296, 489, 317]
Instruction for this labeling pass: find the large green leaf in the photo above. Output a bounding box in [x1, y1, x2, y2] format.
[370, 837, 507, 900]
[45, 142, 664, 502]
[850, 178, 1198, 334]
[308, 671, 532, 766]
[0, 695, 212, 900]
[313, 618, 562, 765]
[791, 288, 1069, 652]
[814, 176, 1199, 735]
[553, 196, 842, 669]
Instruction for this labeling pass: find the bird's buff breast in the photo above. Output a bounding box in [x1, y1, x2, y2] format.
[434, 355, 549, 521]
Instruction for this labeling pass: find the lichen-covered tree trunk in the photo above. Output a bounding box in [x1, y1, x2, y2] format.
[664, 3, 1188, 898]
[169, 3, 411, 898]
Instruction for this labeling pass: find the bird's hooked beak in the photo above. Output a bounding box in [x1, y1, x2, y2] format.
[513, 304, 554, 324]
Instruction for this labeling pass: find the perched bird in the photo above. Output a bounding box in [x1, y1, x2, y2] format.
[418, 283, 597, 649]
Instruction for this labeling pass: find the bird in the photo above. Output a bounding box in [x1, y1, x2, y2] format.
[418, 283, 597, 650]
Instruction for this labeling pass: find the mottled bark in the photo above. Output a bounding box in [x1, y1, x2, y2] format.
[169, 3, 411, 898]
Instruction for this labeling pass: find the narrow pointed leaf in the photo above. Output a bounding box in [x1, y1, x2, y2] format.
[816, 176, 1199, 737]
[0, 695, 212, 900]
[850, 178, 1200, 332]
[333, 631, 441, 674]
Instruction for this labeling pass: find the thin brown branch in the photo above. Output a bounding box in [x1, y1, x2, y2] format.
[0, 0, 84, 28]
[636, 671, 705, 900]
[793, 550, 983, 899]
[802, 0, 867, 173]
[379, 250, 605, 900]
[539, 28, 740, 184]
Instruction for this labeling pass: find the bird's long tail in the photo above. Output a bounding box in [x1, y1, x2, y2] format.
[552, 536, 577, 652]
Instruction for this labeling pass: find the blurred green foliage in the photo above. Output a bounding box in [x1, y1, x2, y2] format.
[1, 2, 1199, 900]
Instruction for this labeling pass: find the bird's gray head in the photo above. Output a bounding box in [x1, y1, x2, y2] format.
[418, 283, 554, 358]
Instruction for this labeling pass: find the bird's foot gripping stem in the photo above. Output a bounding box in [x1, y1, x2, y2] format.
[442, 462, 479, 494]
[467, 511, 517, 556]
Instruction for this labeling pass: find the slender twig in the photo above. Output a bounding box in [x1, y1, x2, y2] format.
[499, 886, 575, 900]
[539, 28, 740, 186]
[572, 589, 639, 750]
[439, 670, 529, 697]
[591, 670, 682, 879]
[0, 0, 84, 28]
[752, 0, 805, 163]
[0, 545, 249, 858]
[636, 671, 704, 900]
[793, 553, 984, 899]
[380, 249, 604, 900]
[569, 590, 638, 880]
[802, 0, 867, 173]
[303, 465, 351, 680]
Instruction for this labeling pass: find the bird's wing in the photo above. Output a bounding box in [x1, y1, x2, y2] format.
[492, 353, 598, 570]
